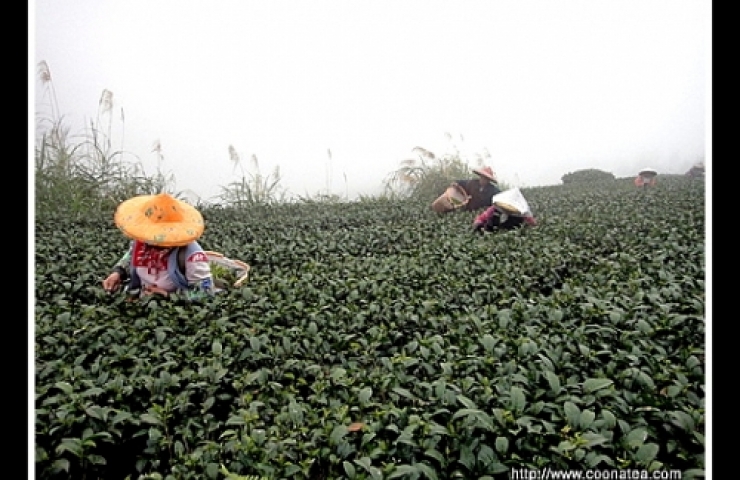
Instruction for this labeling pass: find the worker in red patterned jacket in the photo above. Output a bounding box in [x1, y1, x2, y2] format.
[101, 193, 216, 300]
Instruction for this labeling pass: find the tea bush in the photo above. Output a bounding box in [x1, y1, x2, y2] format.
[561, 169, 616, 185]
[34, 176, 705, 479]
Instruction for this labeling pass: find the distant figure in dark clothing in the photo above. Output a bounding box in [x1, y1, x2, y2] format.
[453, 166, 501, 211]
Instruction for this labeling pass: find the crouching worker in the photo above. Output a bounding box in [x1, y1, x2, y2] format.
[472, 187, 538, 232]
[634, 168, 658, 188]
[101, 193, 216, 301]
[472, 205, 537, 232]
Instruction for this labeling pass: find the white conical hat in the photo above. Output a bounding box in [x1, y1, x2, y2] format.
[490, 188, 531, 215]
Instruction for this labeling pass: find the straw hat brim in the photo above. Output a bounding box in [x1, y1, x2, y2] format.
[473, 168, 497, 182]
[495, 201, 522, 214]
[114, 195, 204, 247]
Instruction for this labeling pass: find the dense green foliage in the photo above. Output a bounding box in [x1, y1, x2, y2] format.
[561, 169, 616, 185]
[35, 176, 705, 479]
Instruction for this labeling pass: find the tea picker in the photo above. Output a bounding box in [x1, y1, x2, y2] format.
[101, 193, 250, 301]
[472, 188, 538, 232]
[431, 166, 501, 213]
[634, 168, 658, 188]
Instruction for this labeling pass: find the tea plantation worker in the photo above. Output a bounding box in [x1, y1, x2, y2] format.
[101, 193, 216, 300]
[472, 187, 538, 232]
[634, 167, 658, 187]
[472, 205, 537, 232]
[452, 166, 502, 211]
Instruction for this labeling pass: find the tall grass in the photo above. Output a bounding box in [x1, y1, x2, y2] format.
[384, 138, 510, 202]
[218, 146, 287, 206]
[34, 61, 176, 218]
[35, 61, 509, 214]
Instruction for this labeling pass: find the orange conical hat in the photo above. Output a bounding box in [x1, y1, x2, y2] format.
[114, 193, 204, 247]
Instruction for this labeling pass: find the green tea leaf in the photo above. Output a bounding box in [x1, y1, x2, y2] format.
[481, 334, 497, 352]
[544, 371, 561, 393]
[579, 409, 596, 429]
[387, 465, 417, 479]
[392, 387, 416, 400]
[582, 378, 613, 393]
[494, 436, 509, 454]
[226, 415, 245, 426]
[669, 411, 696, 431]
[343, 461, 356, 479]
[111, 411, 133, 425]
[457, 395, 477, 410]
[54, 382, 74, 395]
[244, 369, 263, 385]
[358, 387, 373, 405]
[498, 310, 511, 329]
[601, 409, 616, 429]
[686, 355, 701, 369]
[205, 462, 219, 479]
[424, 448, 446, 466]
[330, 425, 349, 445]
[586, 453, 614, 468]
[563, 401, 581, 426]
[634, 443, 659, 465]
[140, 413, 160, 425]
[52, 459, 70, 472]
[682, 469, 705, 480]
[478, 443, 496, 468]
[458, 443, 475, 470]
[636, 370, 655, 389]
[82, 387, 105, 397]
[581, 432, 609, 448]
[509, 386, 526, 413]
[354, 457, 382, 480]
[625, 427, 648, 448]
[414, 462, 439, 480]
[202, 396, 215, 413]
[667, 385, 683, 397]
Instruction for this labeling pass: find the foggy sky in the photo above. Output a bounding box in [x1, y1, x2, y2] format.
[32, 1, 710, 202]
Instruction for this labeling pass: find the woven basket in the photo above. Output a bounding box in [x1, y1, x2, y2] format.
[204, 251, 251, 288]
[431, 184, 470, 213]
